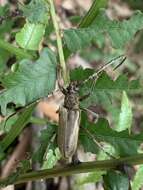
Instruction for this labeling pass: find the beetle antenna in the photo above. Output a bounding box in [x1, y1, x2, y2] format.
[81, 55, 126, 86]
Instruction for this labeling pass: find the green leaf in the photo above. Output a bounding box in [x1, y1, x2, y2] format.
[16, 21, 45, 50]
[0, 114, 18, 132]
[103, 170, 129, 190]
[0, 48, 57, 115]
[0, 103, 35, 156]
[0, 5, 13, 37]
[76, 171, 106, 185]
[63, 0, 108, 59]
[80, 113, 143, 156]
[0, 4, 9, 16]
[93, 73, 139, 90]
[125, 0, 143, 11]
[116, 91, 132, 132]
[0, 39, 35, 60]
[78, 70, 140, 108]
[22, 0, 50, 24]
[97, 143, 117, 160]
[33, 124, 57, 164]
[42, 148, 61, 169]
[70, 67, 94, 81]
[0, 49, 10, 74]
[18, 159, 32, 173]
[64, 10, 143, 52]
[132, 165, 143, 190]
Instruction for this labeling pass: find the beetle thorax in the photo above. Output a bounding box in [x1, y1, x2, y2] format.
[64, 82, 79, 110]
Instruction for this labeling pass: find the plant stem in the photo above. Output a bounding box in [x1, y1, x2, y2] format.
[0, 39, 35, 60]
[1, 153, 143, 186]
[48, 0, 69, 85]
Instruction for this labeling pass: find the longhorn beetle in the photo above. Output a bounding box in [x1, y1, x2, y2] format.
[57, 55, 126, 163]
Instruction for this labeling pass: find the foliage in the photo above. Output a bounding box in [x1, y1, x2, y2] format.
[0, 48, 57, 115]
[64, 10, 143, 52]
[116, 91, 132, 132]
[0, 0, 142, 189]
[42, 148, 61, 169]
[0, 5, 13, 36]
[77, 70, 140, 108]
[80, 113, 143, 156]
[21, 0, 50, 24]
[103, 170, 129, 190]
[75, 171, 106, 186]
[16, 21, 46, 50]
[0, 103, 35, 161]
[132, 165, 143, 190]
[33, 124, 57, 165]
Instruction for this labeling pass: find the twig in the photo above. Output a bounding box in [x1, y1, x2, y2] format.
[1, 153, 143, 187]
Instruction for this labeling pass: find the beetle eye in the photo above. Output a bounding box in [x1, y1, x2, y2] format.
[74, 86, 79, 92]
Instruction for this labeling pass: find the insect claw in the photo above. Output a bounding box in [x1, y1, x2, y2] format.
[71, 154, 81, 165]
[56, 109, 59, 113]
[71, 159, 81, 165]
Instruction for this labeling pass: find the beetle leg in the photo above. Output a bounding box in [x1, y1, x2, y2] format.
[81, 107, 99, 122]
[56, 109, 59, 113]
[83, 108, 99, 118]
[72, 152, 81, 165]
[57, 64, 68, 95]
[58, 80, 67, 95]
[79, 93, 90, 101]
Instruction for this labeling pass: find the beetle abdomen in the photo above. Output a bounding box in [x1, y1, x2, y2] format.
[58, 106, 80, 159]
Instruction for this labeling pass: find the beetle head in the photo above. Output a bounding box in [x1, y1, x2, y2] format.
[67, 81, 80, 93]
